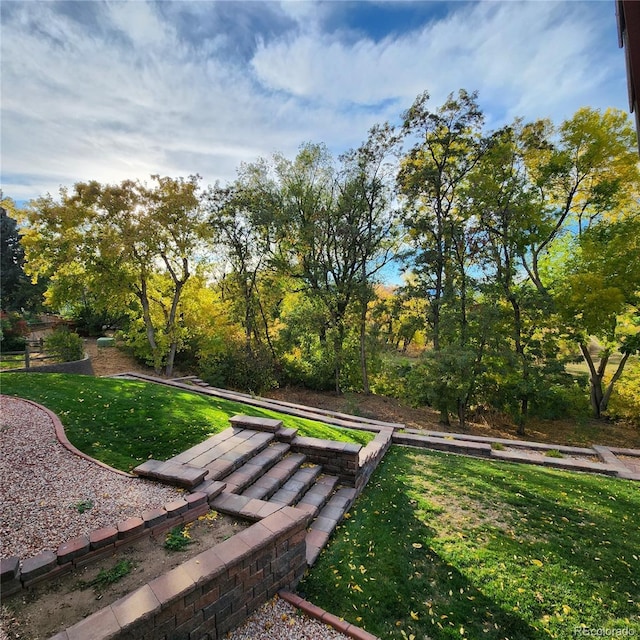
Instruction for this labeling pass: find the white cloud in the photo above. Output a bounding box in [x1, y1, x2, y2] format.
[0, 1, 629, 202]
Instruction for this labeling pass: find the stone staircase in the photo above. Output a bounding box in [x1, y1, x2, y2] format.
[134, 415, 363, 565]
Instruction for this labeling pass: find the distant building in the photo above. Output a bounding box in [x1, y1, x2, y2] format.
[617, 0, 640, 149]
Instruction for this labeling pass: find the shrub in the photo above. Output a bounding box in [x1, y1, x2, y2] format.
[44, 327, 84, 362]
[199, 342, 278, 394]
[607, 359, 640, 425]
[0, 311, 29, 351]
[529, 377, 591, 420]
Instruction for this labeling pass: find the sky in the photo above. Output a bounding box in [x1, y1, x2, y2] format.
[0, 0, 631, 203]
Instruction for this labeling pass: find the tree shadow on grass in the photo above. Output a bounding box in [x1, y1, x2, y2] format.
[300, 447, 544, 640]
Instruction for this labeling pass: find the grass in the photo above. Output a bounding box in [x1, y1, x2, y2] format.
[300, 447, 640, 640]
[0, 373, 373, 471]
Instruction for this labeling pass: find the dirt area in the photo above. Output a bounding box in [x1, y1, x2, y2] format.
[0, 512, 246, 640]
[83, 338, 158, 378]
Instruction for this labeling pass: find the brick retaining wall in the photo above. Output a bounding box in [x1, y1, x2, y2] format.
[47, 507, 310, 640]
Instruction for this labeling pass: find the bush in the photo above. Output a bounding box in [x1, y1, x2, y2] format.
[198, 343, 278, 394]
[529, 377, 591, 420]
[0, 311, 29, 351]
[607, 359, 640, 425]
[44, 327, 85, 362]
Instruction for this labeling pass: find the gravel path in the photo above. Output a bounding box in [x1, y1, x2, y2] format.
[0, 395, 183, 560]
[226, 597, 353, 640]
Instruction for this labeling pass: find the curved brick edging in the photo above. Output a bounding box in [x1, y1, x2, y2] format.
[279, 591, 381, 640]
[18, 397, 134, 478]
[1, 398, 226, 595]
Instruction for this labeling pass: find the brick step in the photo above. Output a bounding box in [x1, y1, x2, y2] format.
[295, 475, 340, 518]
[241, 453, 306, 500]
[229, 414, 283, 433]
[220, 443, 290, 493]
[270, 464, 323, 506]
[133, 459, 208, 489]
[306, 487, 357, 566]
[172, 428, 275, 481]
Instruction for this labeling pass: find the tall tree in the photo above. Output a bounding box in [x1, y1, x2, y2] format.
[22, 175, 209, 375]
[398, 89, 485, 422]
[0, 195, 46, 312]
[552, 215, 640, 417]
[466, 125, 554, 434]
[272, 140, 398, 393]
[518, 108, 640, 417]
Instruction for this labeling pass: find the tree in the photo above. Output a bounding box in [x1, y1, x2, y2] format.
[464, 124, 552, 434]
[553, 216, 640, 417]
[398, 89, 486, 422]
[0, 195, 46, 312]
[519, 108, 640, 418]
[206, 180, 279, 359]
[22, 175, 210, 376]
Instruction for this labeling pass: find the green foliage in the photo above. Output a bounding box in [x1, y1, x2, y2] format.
[164, 524, 193, 552]
[73, 499, 94, 513]
[368, 357, 413, 398]
[0, 373, 371, 470]
[301, 447, 640, 639]
[44, 327, 84, 362]
[71, 304, 126, 337]
[198, 342, 277, 394]
[528, 379, 591, 420]
[544, 449, 564, 458]
[0, 312, 29, 351]
[406, 347, 479, 412]
[607, 359, 640, 425]
[79, 559, 134, 592]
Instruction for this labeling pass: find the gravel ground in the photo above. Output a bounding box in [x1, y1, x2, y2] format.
[225, 597, 352, 640]
[0, 395, 183, 561]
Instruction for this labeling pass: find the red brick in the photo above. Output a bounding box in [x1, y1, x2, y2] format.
[149, 565, 195, 605]
[194, 584, 221, 611]
[235, 523, 274, 549]
[21, 550, 57, 581]
[142, 507, 167, 528]
[117, 516, 145, 539]
[57, 535, 90, 564]
[183, 548, 226, 585]
[175, 602, 195, 626]
[89, 526, 119, 549]
[214, 535, 252, 565]
[186, 492, 207, 508]
[66, 605, 120, 640]
[1, 556, 19, 582]
[165, 497, 189, 517]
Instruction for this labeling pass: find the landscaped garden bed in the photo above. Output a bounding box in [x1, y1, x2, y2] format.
[0, 510, 246, 640]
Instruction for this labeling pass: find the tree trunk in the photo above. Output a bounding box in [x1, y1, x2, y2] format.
[359, 299, 370, 394]
[600, 351, 630, 415]
[517, 397, 528, 436]
[137, 278, 161, 374]
[457, 399, 467, 430]
[579, 342, 605, 418]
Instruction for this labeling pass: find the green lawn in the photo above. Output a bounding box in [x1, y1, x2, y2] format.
[300, 447, 640, 640]
[0, 373, 372, 471]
